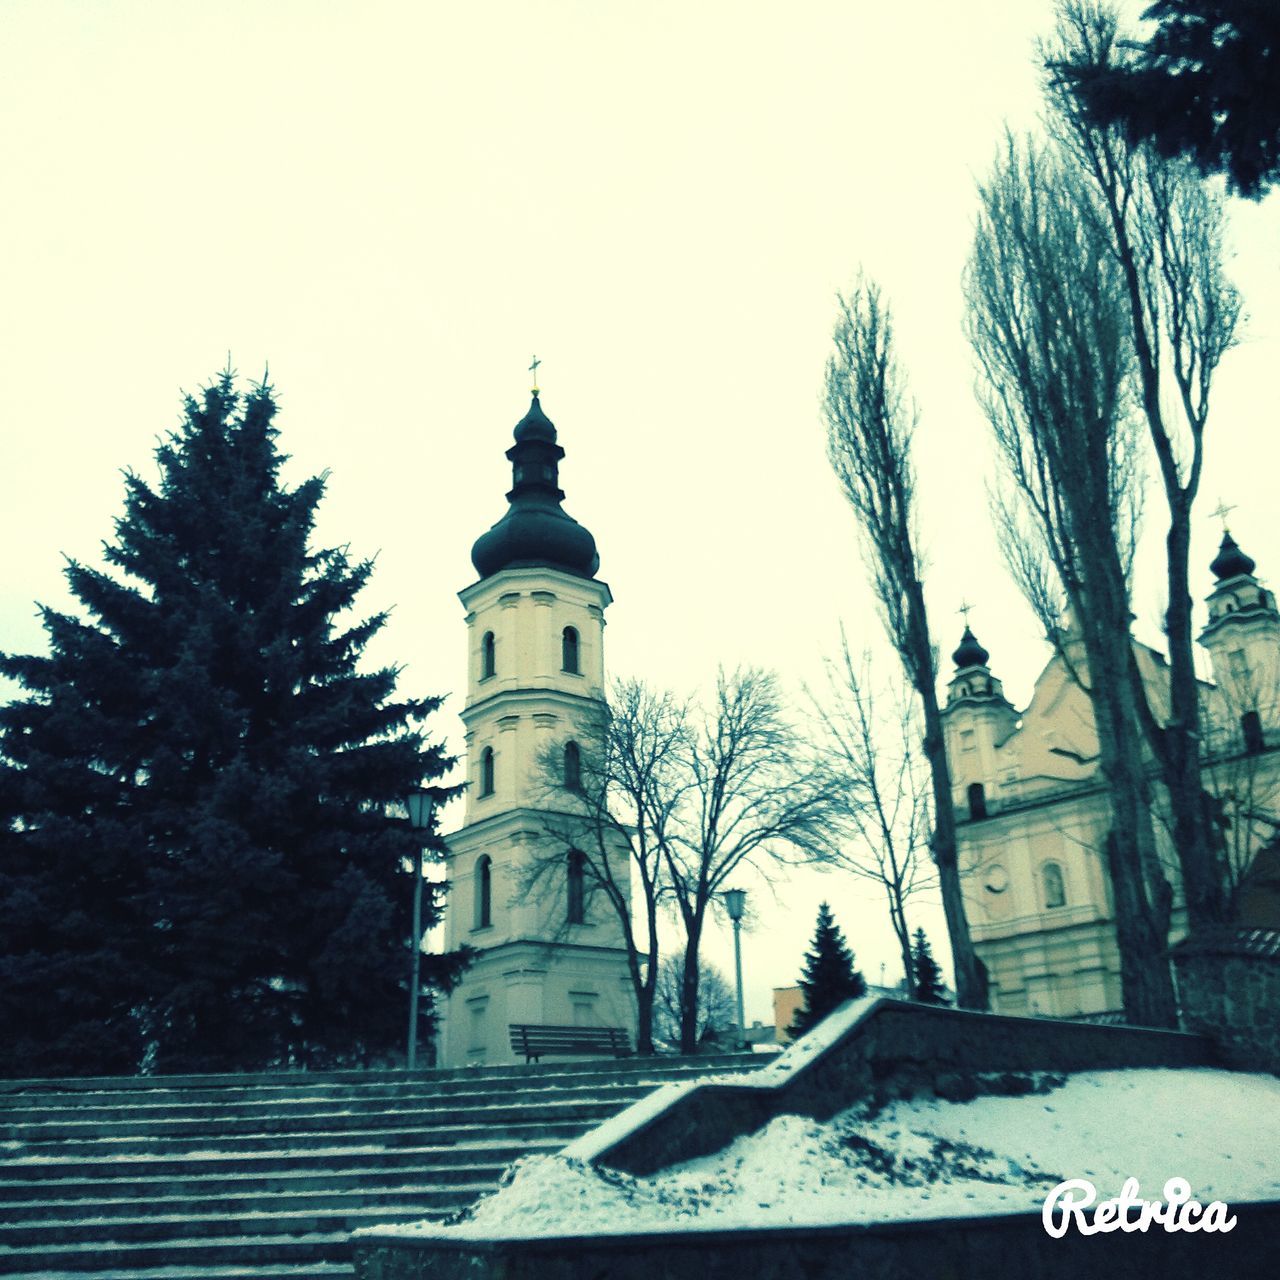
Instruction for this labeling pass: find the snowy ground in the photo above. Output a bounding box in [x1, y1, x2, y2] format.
[364, 1068, 1280, 1240]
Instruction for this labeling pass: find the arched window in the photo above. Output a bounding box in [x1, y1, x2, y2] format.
[567, 849, 586, 925]
[481, 631, 496, 680]
[1242, 709, 1264, 755]
[562, 626, 580, 674]
[475, 854, 492, 929]
[563, 740, 582, 790]
[967, 782, 987, 821]
[480, 747, 495, 797]
[1042, 862, 1066, 910]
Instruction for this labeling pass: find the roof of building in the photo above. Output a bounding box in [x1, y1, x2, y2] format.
[952, 625, 990, 670]
[1211, 530, 1257, 581]
[470, 394, 600, 581]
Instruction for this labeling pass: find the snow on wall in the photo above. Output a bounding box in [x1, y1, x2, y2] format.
[361, 1067, 1280, 1242]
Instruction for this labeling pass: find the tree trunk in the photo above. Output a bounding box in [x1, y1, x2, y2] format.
[886, 887, 915, 996]
[1161, 508, 1230, 928]
[679, 921, 703, 1055]
[634, 922, 660, 1056]
[1084, 615, 1179, 1028]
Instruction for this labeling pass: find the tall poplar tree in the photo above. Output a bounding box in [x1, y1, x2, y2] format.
[0, 371, 466, 1075]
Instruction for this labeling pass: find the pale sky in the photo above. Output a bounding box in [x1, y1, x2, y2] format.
[2, 1, 1277, 1025]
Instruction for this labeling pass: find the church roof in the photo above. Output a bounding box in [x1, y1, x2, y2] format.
[952, 625, 990, 669]
[1211, 530, 1256, 581]
[470, 394, 600, 581]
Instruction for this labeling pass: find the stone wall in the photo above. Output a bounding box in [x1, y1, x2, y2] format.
[1174, 928, 1280, 1072]
[354, 1200, 1280, 1280]
[589, 999, 1213, 1177]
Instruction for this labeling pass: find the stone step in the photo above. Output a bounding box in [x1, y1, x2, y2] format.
[0, 1092, 647, 1144]
[0, 1159, 514, 1203]
[0, 1201, 468, 1248]
[0, 1138, 557, 1184]
[0, 1054, 765, 1108]
[0, 1230, 352, 1274]
[0, 1075, 680, 1129]
[15, 1266, 352, 1280]
[5, 1114, 593, 1160]
[0, 1054, 775, 1279]
[0, 1180, 496, 1225]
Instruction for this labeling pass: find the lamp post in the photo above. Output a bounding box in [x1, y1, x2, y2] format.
[724, 888, 747, 1044]
[404, 789, 438, 1071]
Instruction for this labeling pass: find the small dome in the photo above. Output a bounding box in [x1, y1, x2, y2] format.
[1211, 531, 1256, 581]
[952, 625, 990, 669]
[469, 394, 600, 581]
[513, 394, 557, 444]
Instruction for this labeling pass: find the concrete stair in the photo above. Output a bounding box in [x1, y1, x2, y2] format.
[0, 1052, 770, 1279]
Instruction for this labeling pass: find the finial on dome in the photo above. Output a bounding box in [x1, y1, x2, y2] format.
[1211, 530, 1256, 581]
[952, 625, 990, 669]
[529, 354, 541, 396]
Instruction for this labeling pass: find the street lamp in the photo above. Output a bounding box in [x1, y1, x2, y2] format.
[724, 888, 747, 1045]
[404, 789, 438, 1071]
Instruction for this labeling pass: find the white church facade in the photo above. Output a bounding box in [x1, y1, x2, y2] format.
[436, 393, 635, 1067]
[945, 531, 1280, 1019]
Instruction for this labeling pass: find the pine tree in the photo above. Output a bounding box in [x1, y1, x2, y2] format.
[0, 371, 467, 1076]
[789, 902, 866, 1037]
[911, 927, 948, 1005]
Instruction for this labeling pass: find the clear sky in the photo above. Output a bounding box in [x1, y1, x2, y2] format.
[2, 1, 1277, 1025]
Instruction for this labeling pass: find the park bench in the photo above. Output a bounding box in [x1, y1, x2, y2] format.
[509, 1023, 632, 1064]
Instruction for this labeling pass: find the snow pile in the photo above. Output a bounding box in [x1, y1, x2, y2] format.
[363, 1067, 1280, 1241]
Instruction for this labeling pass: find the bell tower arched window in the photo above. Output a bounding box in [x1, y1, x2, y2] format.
[475, 855, 492, 929]
[562, 626, 580, 675]
[967, 782, 987, 821]
[480, 747, 495, 797]
[481, 631, 496, 680]
[567, 849, 586, 925]
[564, 740, 582, 791]
[1242, 709, 1264, 755]
[1042, 861, 1066, 910]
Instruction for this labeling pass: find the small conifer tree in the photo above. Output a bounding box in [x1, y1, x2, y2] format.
[911, 927, 948, 1005]
[789, 901, 866, 1036]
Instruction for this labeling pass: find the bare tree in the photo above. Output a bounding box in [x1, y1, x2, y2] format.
[823, 281, 988, 1010]
[654, 955, 735, 1048]
[1200, 667, 1280, 903]
[665, 668, 831, 1054]
[806, 632, 933, 995]
[965, 131, 1177, 1027]
[524, 679, 687, 1055]
[1046, 1, 1242, 929]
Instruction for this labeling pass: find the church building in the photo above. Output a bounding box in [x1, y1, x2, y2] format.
[945, 530, 1280, 1018]
[436, 392, 635, 1067]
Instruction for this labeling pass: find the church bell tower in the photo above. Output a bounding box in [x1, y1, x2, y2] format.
[437, 390, 634, 1066]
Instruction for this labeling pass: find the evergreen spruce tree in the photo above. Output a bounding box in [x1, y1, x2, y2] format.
[789, 902, 866, 1037]
[0, 371, 467, 1076]
[910, 927, 948, 1005]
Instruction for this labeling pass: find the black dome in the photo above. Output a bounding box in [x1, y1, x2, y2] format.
[470, 395, 600, 581]
[952, 625, 990, 669]
[513, 395, 557, 444]
[1211, 531, 1256, 581]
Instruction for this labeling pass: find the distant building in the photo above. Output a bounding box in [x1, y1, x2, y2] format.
[437, 394, 634, 1066]
[772, 983, 910, 1042]
[945, 530, 1280, 1018]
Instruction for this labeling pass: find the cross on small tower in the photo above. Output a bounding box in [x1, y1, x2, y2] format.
[958, 600, 973, 627]
[529, 355, 541, 395]
[1210, 498, 1237, 531]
